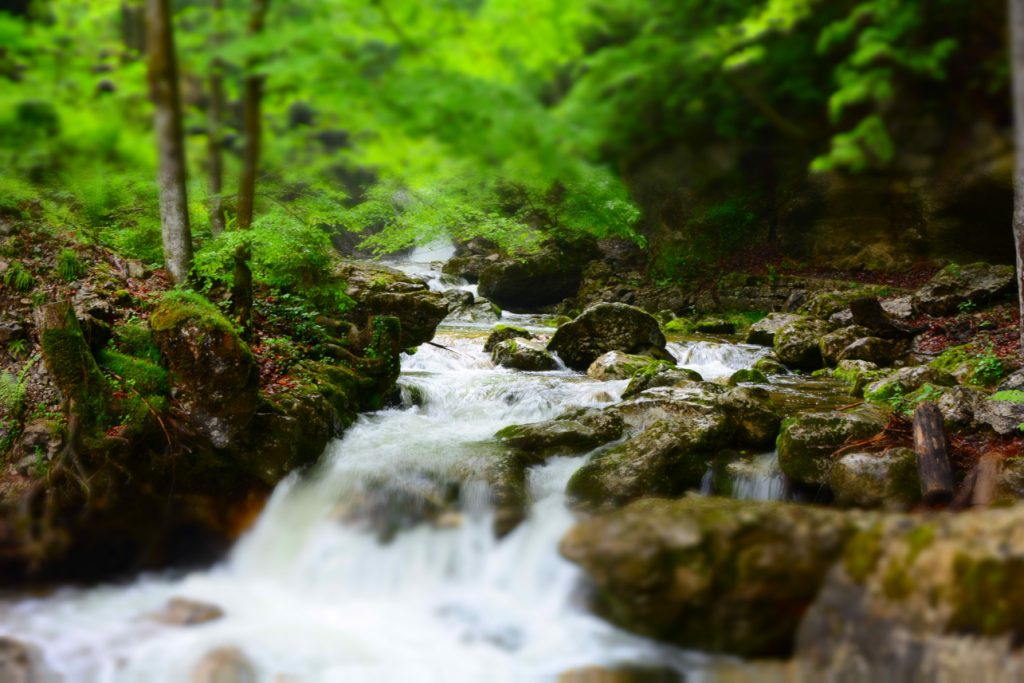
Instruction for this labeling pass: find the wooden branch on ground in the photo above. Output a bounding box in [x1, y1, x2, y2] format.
[913, 402, 954, 506]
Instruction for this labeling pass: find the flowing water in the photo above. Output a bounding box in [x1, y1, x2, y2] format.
[0, 256, 801, 682]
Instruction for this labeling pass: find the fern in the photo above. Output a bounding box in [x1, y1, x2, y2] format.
[56, 248, 84, 281]
[3, 263, 33, 292]
[0, 355, 37, 418]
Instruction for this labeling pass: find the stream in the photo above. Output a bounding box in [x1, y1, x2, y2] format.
[0, 254, 840, 682]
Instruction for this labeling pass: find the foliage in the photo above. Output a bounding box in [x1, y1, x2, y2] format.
[990, 390, 1024, 404]
[3, 262, 33, 291]
[0, 355, 37, 419]
[56, 248, 84, 281]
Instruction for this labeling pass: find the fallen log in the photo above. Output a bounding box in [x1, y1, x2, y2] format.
[913, 402, 954, 505]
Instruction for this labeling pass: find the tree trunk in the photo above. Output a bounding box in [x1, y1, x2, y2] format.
[146, 0, 193, 284]
[232, 0, 270, 334]
[913, 402, 954, 506]
[207, 0, 226, 237]
[1012, 0, 1024, 351]
[121, 2, 146, 55]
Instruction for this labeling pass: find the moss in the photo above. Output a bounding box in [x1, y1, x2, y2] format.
[843, 526, 884, 583]
[98, 348, 168, 396]
[949, 554, 1024, 636]
[990, 390, 1024, 404]
[39, 315, 111, 430]
[113, 319, 160, 363]
[728, 369, 768, 386]
[149, 290, 237, 336]
[663, 318, 694, 334]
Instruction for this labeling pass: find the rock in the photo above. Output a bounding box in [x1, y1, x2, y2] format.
[608, 383, 728, 434]
[777, 407, 888, 485]
[334, 471, 461, 541]
[0, 321, 25, 344]
[863, 366, 957, 403]
[442, 254, 492, 283]
[0, 637, 35, 683]
[912, 262, 1014, 316]
[488, 452, 528, 538]
[936, 386, 985, 428]
[151, 293, 260, 450]
[693, 318, 735, 334]
[558, 664, 683, 682]
[126, 259, 149, 279]
[727, 368, 768, 386]
[797, 506, 1024, 679]
[819, 325, 870, 367]
[881, 296, 914, 320]
[746, 312, 805, 346]
[496, 408, 624, 462]
[491, 338, 558, 371]
[836, 336, 907, 366]
[832, 359, 882, 397]
[621, 365, 703, 399]
[337, 261, 449, 348]
[997, 368, 1024, 392]
[548, 303, 673, 371]
[828, 448, 919, 509]
[14, 419, 62, 465]
[442, 290, 501, 323]
[192, 647, 256, 683]
[975, 392, 1024, 435]
[478, 243, 594, 310]
[560, 496, 866, 657]
[717, 386, 782, 448]
[152, 597, 225, 626]
[483, 325, 535, 353]
[752, 356, 788, 375]
[586, 351, 661, 381]
[774, 317, 831, 370]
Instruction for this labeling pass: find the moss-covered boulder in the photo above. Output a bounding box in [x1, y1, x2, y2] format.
[151, 292, 260, 450]
[495, 407, 624, 462]
[483, 325, 534, 353]
[718, 386, 782, 448]
[777, 407, 888, 485]
[693, 318, 736, 334]
[727, 368, 769, 386]
[491, 338, 558, 371]
[621, 364, 703, 398]
[936, 386, 985, 428]
[863, 366, 957, 404]
[819, 325, 870, 367]
[560, 496, 868, 658]
[548, 303, 673, 371]
[752, 356, 788, 375]
[912, 262, 1014, 316]
[746, 313, 805, 346]
[774, 317, 831, 370]
[609, 383, 728, 434]
[828, 448, 920, 509]
[586, 351, 662, 381]
[832, 359, 884, 397]
[836, 336, 907, 366]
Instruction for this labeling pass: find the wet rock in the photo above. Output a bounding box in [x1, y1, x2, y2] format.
[0, 320, 25, 344]
[488, 452, 528, 538]
[491, 338, 558, 372]
[820, 325, 870, 367]
[727, 368, 768, 386]
[836, 336, 907, 366]
[586, 351, 661, 381]
[936, 386, 985, 428]
[621, 365, 703, 399]
[496, 408, 624, 461]
[151, 293, 260, 450]
[752, 356, 788, 375]
[975, 392, 1024, 435]
[832, 359, 882, 397]
[746, 312, 805, 346]
[442, 254, 493, 283]
[478, 243, 594, 311]
[912, 262, 1014, 316]
[609, 384, 727, 434]
[718, 386, 782, 448]
[483, 325, 535, 353]
[777, 407, 888, 485]
[548, 303, 672, 371]
[561, 496, 866, 658]
[192, 647, 256, 683]
[558, 665, 682, 682]
[693, 318, 735, 334]
[998, 368, 1024, 392]
[153, 597, 225, 626]
[443, 290, 501, 324]
[774, 317, 831, 370]
[863, 366, 957, 403]
[0, 637, 35, 683]
[829, 448, 920, 509]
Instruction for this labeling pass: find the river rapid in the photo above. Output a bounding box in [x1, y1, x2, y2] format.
[0, 254, 808, 682]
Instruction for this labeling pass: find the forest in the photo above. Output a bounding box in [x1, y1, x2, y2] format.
[1, 0, 1024, 680]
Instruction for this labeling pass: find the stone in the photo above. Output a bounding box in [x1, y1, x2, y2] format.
[483, 325, 535, 352]
[836, 336, 907, 366]
[560, 496, 867, 658]
[997, 368, 1024, 392]
[586, 351, 661, 381]
[746, 312, 805, 346]
[608, 383, 728, 434]
[727, 368, 769, 386]
[442, 254, 492, 283]
[152, 597, 225, 626]
[548, 303, 673, 371]
[693, 318, 736, 334]
[495, 407, 624, 462]
[752, 356, 788, 375]
[975, 392, 1024, 435]
[0, 638, 34, 683]
[881, 296, 914, 320]
[777, 407, 888, 485]
[621, 365, 703, 399]
[936, 386, 985, 428]
[819, 325, 870, 367]
[445, 293, 501, 324]
[488, 452, 528, 538]
[0, 321, 25, 344]
[491, 338, 558, 372]
[717, 386, 782, 448]
[192, 647, 256, 683]
[828, 448, 920, 509]
[774, 317, 831, 370]
[478, 243, 594, 311]
[863, 366, 957, 403]
[832, 359, 883, 397]
[912, 262, 1015, 316]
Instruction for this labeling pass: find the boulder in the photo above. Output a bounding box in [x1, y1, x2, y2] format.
[693, 318, 736, 334]
[478, 243, 594, 311]
[548, 303, 673, 371]
[192, 647, 256, 683]
[488, 452, 528, 538]
[443, 290, 501, 324]
[442, 254, 493, 283]
[0, 321, 24, 344]
[727, 368, 769, 386]
[975, 392, 1024, 435]
[832, 360, 883, 397]
[828, 448, 920, 509]
[746, 313, 805, 346]
[150, 293, 260, 450]
[0, 638, 34, 683]
[863, 366, 957, 403]
[152, 597, 225, 626]
[881, 296, 914, 320]
[774, 317, 831, 370]
[560, 496, 866, 657]
[836, 336, 907, 366]
[717, 386, 782, 448]
[608, 383, 728, 434]
[491, 338, 558, 372]
[777, 407, 888, 485]
[495, 407, 624, 462]
[820, 326, 870, 367]
[912, 262, 1014, 316]
[586, 351, 661, 381]
[752, 356, 788, 375]
[622, 365, 703, 399]
[936, 386, 985, 428]
[483, 325, 534, 352]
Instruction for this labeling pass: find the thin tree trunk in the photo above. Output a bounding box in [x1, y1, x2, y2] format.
[207, 0, 226, 237]
[1012, 0, 1024, 352]
[146, 0, 193, 284]
[232, 0, 270, 333]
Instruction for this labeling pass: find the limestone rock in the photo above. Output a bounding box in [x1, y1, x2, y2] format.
[491, 338, 558, 372]
[483, 325, 534, 353]
[495, 407, 624, 462]
[828, 448, 920, 509]
[837, 336, 907, 366]
[586, 351, 661, 381]
[548, 303, 673, 371]
[777, 407, 888, 485]
[820, 326, 870, 367]
[863, 366, 957, 403]
[912, 262, 1014, 316]
[152, 597, 225, 626]
[746, 313, 805, 346]
[478, 243, 594, 311]
[621, 365, 703, 399]
[774, 317, 831, 370]
[975, 392, 1024, 435]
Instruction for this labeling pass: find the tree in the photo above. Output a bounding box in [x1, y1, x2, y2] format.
[1013, 0, 1024, 349]
[146, 0, 193, 284]
[207, 0, 226, 237]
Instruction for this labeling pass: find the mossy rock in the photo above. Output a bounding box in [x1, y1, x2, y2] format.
[693, 318, 736, 334]
[491, 338, 558, 372]
[832, 359, 884, 397]
[820, 325, 870, 367]
[548, 303, 673, 371]
[776, 407, 887, 485]
[483, 325, 534, 353]
[863, 366, 957, 404]
[496, 407, 624, 462]
[727, 368, 768, 386]
[828, 448, 920, 509]
[774, 317, 831, 370]
[622, 364, 703, 398]
[586, 351, 666, 381]
[752, 357, 788, 376]
[98, 348, 168, 396]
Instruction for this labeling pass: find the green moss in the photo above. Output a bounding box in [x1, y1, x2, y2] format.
[843, 526, 883, 583]
[149, 290, 237, 335]
[728, 368, 768, 386]
[949, 554, 1024, 636]
[930, 345, 1005, 387]
[663, 318, 694, 334]
[98, 348, 168, 396]
[990, 390, 1024, 404]
[113, 319, 160, 363]
[39, 313, 111, 430]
